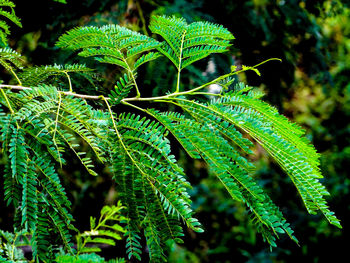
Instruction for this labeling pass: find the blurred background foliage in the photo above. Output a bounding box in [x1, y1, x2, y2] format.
[1, 0, 349, 262]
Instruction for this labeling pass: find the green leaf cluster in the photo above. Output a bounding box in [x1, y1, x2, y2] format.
[76, 202, 127, 255]
[0, 13, 341, 262]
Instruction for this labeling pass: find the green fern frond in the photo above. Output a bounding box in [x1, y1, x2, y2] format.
[31, 152, 72, 216]
[0, 0, 15, 8]
[3, 160, 21, 206]
[0, 48, 24, 80]
[217, 104, 336, 224]
[134, 52, 162, 70]
[218, 90, 320, 170]
[143, 217, 167, 262]
[176, 95, 338, 228]
[149, 107, 297, 246]
[0, 111, 14, 151]
[11, 86, 106, 174]
[8, 126, 28, 179]
[105, 110, 202, 260]
[32, 207, 56, 262]
[0, 7, 21, 28]
[46, 205, 74, 254]
[21, 159, 38, 230]
[56, 24, 161, 96]
[76, 203, 126, 255]
[32, 200, 74, 262]
[109, 73, 134, 105]
[149, 16, 233, 71]
[187, 93, 341, 228]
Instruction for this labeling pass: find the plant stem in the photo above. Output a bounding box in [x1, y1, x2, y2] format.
[175, 31, 186, 93]
[63, 71, 73, 92]
[0, 89, 15, 114]
[101, 95, 146, 178]
[0, 59, 280, 104]
[0, 85, 105, 100]
[9, 67, 22, 86]
[122, 101, 146, 112]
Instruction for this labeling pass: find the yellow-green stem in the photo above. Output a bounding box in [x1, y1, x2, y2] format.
[9, 67, 22, 86]
[63, 71, 73, 92]
[176, 31, 186, 93]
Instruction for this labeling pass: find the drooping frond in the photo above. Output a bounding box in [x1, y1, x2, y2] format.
[163, 89, 340, 229]
[149, 15, 234, 70]
[105, 111, 202, 260]
[21, 160, 38, 230]
[0, 85, 110, 261]
[143, 216, 167, 262]
[220, 87, 320, 170]
[149, 109, 297, 247]
[32, 205, 58, 262]
[12, 85, 106, 173]
[208, 94, 340, 227]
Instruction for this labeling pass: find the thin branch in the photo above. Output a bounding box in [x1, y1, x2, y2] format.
[0, 84, 107, 100]
[175, 30, 187, 93]
[0, 58, 280, 103]
[63, 71, 73, 92]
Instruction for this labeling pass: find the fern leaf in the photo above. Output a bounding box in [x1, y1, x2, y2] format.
[134, 52, 162, 70]
[3, 160, 21, 206]
[106, 110, 202, 260]
[219, 91, 320, 170]
[109, 73, 133, 105]
[21, 160, 38, 230]
[125, 225, 142, 261]
[8, 126, 28, 179]
[0, 47, 24, 75]
[46, 206, 74, 255]
[143, 217, 167, 262]
[149, 15, 234, 70]
[153, 104, 298, 245]
[56, 24, 161, 71]
[191, 95, 342, 228]
[0, 6, 21, 27]
[32, 207, 56, 262]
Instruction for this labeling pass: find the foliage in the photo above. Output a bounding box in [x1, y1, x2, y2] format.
[0, 0, 21, 46]
[0, 204, 126, 262]
[76, 202, 126, 255]
[0, 230, 28, 262]
[56, 253, 125, 263]
[0, 3, 342, 263]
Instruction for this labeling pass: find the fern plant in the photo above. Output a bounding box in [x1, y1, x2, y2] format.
[0, 10, 341, 262]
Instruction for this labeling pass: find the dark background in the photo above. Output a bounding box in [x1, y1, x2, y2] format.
[1, 0, 349, 262]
